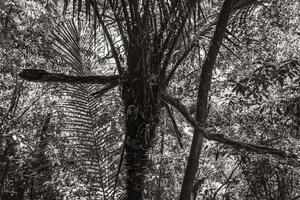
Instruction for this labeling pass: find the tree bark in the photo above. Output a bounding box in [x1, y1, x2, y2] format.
[179, 1, 234, 199]
[122, 83, 161, 199]
[122, 33, 161, 199]
[123, 126, 149, 199]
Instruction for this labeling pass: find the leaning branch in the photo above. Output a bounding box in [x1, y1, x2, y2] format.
[91, 3, 124, 74]
[162, 94, 297, 158]
[19, 69, 121, 85]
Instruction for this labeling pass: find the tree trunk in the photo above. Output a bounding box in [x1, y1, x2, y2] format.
[179, 1, 234, 199]
[0, 161, 10, 200]
[124, 127, 149, 199]
[122, 34, 161, 199]
[123, 93, 160, 199]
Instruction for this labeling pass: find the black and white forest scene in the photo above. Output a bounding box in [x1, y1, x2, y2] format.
[0, 0, 299, 199]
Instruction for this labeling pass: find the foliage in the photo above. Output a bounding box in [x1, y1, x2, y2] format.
[0, 0, 62, 199]
[1, 0, 300, 200]
[52, 20, 124, 199]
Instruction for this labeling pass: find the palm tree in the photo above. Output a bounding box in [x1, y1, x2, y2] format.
[19, 0, 295, 199]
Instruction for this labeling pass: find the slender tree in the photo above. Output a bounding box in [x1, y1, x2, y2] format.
[179, 1, 234, 199]
[19, 0, 296, 199]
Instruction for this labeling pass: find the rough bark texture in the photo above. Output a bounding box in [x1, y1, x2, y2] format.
[179, 1, 234, 199]
[122, 24, 161, 199]
[123, 125, 149, 199]
[122, 71, 161, 199]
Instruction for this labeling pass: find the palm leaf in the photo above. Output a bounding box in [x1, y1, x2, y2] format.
[53, 19, 124, 199]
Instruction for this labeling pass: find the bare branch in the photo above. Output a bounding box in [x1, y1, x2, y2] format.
[91, 3, 124, 74]
[163, 42, 197, 88]
[164, 103, 183, 148]
[91, 83, 119, 97]
[107, 0, 129, 51]
[160, 0, 203, 78]
[233, 0, 258, 10]
[212, 161, 240, 200]
[163, 94, 297, 158]
[19, 69, 121, 85]
[162, 19, 216, 88]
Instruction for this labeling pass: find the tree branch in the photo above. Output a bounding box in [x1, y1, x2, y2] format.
[179, 1, 235, 199]
[162, 94, 297, 158]
[19, 69, 121, 85]
[91, 2, 124, 74]
[164, 103, 183, 148]
[212, 161, 240, 200]
[163, 42, 197, 89]
[91, 83, 119, 97]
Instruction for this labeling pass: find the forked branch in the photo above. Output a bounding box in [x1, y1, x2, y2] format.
[162, 94, 297, 158]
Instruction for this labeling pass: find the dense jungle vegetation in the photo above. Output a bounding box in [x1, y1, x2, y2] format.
[0, 0, 299, 199]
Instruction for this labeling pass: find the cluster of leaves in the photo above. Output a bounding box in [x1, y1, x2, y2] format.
[0, 0, 64, 199]
[194, 1, 300, 199]
[232, 59, 299, 99]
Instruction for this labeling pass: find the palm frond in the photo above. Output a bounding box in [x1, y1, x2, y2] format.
[53, 19, 124, 199]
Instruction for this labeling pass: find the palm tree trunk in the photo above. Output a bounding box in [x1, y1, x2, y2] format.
[123, 102, 160, 200]
[122, 41, 161, 198]
[124, 128, 148, 199]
